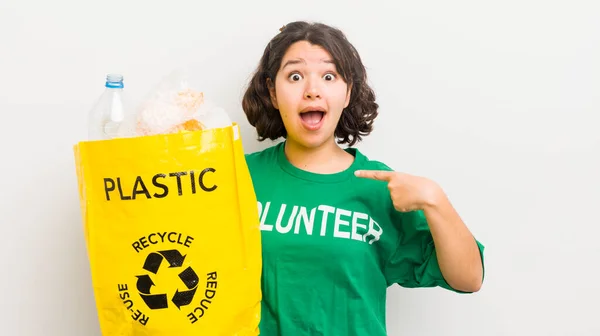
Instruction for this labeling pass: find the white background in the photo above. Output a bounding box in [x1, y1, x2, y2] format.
[1, 0, 599, 335]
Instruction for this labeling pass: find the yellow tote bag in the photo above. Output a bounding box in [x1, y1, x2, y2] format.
[73, 123, 262, 335]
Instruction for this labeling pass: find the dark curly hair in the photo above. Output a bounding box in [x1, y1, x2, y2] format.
[242, 21, 379, 147]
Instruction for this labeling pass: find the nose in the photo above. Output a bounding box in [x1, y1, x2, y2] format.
[304, 77, 321, 99]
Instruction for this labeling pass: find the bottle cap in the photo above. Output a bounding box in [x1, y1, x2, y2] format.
[106, 73, 124, 88]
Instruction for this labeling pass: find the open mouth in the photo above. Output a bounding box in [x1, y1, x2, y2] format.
[300, 111, 325, 126]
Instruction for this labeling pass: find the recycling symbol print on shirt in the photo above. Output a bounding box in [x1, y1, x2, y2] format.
[136, 249, 199, 310]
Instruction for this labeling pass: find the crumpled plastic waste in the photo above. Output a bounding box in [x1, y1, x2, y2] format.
[118, 70, 232, 137]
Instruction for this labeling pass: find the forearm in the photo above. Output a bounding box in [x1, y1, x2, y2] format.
[422, 186, 483, 292]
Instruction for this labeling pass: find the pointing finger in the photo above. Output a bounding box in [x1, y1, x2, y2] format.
[354, 170, 394, 182]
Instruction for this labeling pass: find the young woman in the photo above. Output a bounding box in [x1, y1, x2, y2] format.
[241, 21, 485, 335]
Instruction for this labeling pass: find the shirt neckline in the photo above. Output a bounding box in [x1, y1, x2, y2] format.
[276, 141, 366, 183]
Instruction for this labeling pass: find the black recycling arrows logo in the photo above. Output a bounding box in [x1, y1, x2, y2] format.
[136, 249, 199, 310]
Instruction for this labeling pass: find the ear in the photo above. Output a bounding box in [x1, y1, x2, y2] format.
[344, 83, 353, 108]
[266, 77, 279, 109]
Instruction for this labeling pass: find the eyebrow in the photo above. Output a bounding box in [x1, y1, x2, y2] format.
[281, 58, 335, 70]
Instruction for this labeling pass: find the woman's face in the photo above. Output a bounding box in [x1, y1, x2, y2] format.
[269, 41, 351, 150]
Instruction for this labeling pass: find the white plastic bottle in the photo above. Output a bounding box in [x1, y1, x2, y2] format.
[88, 74, 130, 140]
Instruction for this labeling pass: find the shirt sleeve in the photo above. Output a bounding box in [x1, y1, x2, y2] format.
[384, 209, 485, 293]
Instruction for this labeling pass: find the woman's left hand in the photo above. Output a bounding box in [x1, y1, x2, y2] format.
[354, 170, 443, 212]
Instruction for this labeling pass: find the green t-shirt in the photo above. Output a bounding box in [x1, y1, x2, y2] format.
[244, 142, 484, 336]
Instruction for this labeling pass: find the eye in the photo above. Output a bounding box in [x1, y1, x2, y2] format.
[289, 73, 303, 81]
[323, 73, 336, 81]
